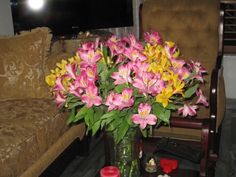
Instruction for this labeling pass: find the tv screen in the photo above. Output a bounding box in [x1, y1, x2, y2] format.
[10, 0, 133, 36]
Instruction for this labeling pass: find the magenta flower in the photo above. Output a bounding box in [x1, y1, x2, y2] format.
[76, 73, 89, 89]
[164, 42, 179, 59]
[133, 72, 164, 95]
[65, 63, 77, 80]
[55, 91, 66, 108]
[79, 49, 102, 67]
[178, 104, 198, 117]
[144, 31, 162, 45]
[174, 67, 190, 80]
[111, 63, 133, 85]
[81, 83, 102, 108]
[81, 42, 95, 50]
[124, 47, 147, 62]
[106, 35, 125, 56]
[188, 61, 207, 83]
[131, 60, 149, 75]
[126, 34, 144, 50]
[105, 91, 119, 111]
[54, 77, 66, 92]
[80, 65, 97, 81]
[118, 88, 134, 110]
[68, 81, 83, 98]
[196, 89, 209, 107]
[132, 103, 157, 129]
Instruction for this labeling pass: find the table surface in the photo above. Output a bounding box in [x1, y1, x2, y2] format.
[141, 168, 199, 177]
[97, 137, 200, 177]
[140, 137, 199, 177]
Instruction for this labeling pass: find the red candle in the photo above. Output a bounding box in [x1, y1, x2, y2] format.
[100, 166, 120, 177]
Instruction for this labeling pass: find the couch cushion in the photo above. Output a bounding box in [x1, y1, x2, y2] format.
[0, 99, 70, 177]
[0, 27, 52, 100]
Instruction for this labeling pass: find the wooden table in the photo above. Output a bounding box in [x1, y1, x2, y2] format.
[140, 137, 199, 177]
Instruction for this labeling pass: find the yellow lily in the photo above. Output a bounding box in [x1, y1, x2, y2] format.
[156, 86, 174, 107]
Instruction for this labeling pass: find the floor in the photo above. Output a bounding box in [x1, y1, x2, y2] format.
[41, 99, 236, 177]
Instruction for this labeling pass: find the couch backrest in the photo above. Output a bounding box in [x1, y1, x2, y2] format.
[0, 27, 52, 100]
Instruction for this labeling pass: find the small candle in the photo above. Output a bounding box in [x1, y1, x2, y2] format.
[100, 166, 120, 177]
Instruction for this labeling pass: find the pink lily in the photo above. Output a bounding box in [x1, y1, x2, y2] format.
[178, 104, 198, 117]
[65, 63, 77, 80]
[118, 88, 134, 110]
[106, 35, 125, 56]
[105, 91, 119, 111]
[76, 72, 89, 89]
[133, 72, 163, 95]
[131, 61, 149, 75]
[81, 83, 102, 108]
[132, 103, 157, 129]
[80, 65, 97, 81]
[124, 47, 147, 62]
[144, 31, 162, 45]
[55, 91, 66, 108]
[111, 63, 133, 85]
[81, 42, 95, 50]
[174, 67, 190, 80]
[125, 34, 144, 50]
[188, 60, 207, 75]
[171, 59, 185, 68]
[196, 89, 209, 106]
[54, 77, 66, 92]
[79, 49, 102, 67]
[68, 81, 83, 98]
[164, 43, 179, 59]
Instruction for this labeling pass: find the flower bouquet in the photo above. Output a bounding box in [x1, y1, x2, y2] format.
[45, 31, 208, 142]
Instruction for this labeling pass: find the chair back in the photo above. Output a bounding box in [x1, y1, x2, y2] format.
[140, 0, 221, 119]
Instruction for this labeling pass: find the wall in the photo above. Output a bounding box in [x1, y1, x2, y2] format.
[223, 55, 236, 99]
[0, 0, 14, 35]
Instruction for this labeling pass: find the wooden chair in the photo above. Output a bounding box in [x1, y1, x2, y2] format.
[139, 0, 226, 176]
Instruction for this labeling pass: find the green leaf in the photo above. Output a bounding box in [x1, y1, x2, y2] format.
[114, 84, 129, 93]
[102, 46, 108, 61]
[84, 108, 94, 127]
[101, 114, 117, 129]
[68, 101, 84, 109]
[100, 69, 109, 82]
[100, 110, 118, 120]
[97, 61, 106, 74]
[125, 112, 133, 125]
[73, 105, 89, 122]
[184, 84, 199, 98]
[92, 120, 101, 136]
[106, 117, 123, 131]
[166, 103, 177, 110]
[184, 71, 196, 83]
[153, 103, 170, 124]
[140, 129, 147, 137]
[116, 121, 129, 143]
[66, 107, 76, 124]
[93, 107, 104, 122]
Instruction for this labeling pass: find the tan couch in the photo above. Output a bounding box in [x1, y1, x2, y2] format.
[0, 28, 85, 177]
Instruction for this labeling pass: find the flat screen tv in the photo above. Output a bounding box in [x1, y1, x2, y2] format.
[10, 0, 133, 36]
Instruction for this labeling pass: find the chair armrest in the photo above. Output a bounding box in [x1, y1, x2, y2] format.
[170, 117, 210, 129]
[210, 56, 224, 131]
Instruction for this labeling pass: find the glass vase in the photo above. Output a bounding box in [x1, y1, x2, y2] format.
[104, 128, 141, 177]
